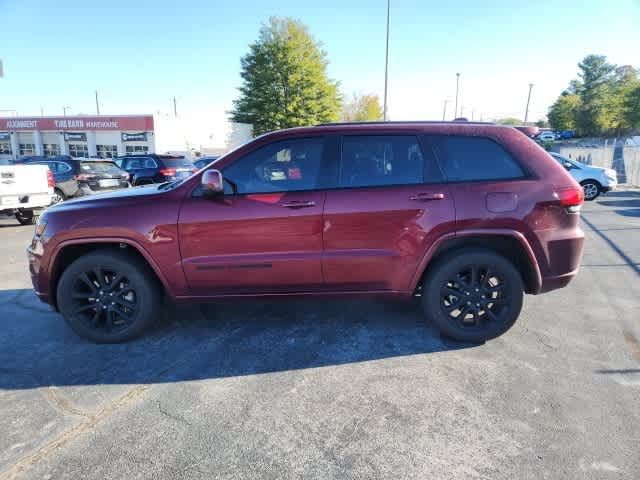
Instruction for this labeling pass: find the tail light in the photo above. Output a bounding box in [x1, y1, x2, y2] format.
[556, 186, 584, 212]
[159, 168, 176, 177]
[74, 174, 92, 181]
[46, 170, 55, 188]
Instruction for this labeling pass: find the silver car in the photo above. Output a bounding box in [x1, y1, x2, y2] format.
[550, 153, 617, 200]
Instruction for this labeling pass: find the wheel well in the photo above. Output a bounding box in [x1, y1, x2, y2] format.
[419, 235, 538, 294]
[50, 242, 165, 309]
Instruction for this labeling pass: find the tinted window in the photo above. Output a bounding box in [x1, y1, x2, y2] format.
[160, 157, 192, 168]
[123, 157, 152, 169]
[223, 138, 323, 194]
[432, 136, 525, 181]
[80, 161, 122, 173]
[339, 135, 426, 188]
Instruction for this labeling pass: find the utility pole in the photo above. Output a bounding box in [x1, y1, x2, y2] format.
[95, 90, 100, 115]
[442, 99, 448, 121]
[383, 0, 390, 121]
[173, 96, 178, 117]
[524, 83, 533, 124]
[454, 73, 460, 118]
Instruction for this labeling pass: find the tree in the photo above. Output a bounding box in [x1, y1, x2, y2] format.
[535, 119, 550, 128]
[342, 93, 383, 121]
[229, 17, 341, 136]
[575, 54, 616, 135]
[494, 117, 523, 125]
[624, 83, 640, 129]
[609, 66, 639, 133]
[548, 93, 581, 132]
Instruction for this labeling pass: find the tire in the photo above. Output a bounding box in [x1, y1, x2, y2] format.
[15, 210, 35, 225]
[580, 180, 601, 201]
[421, 248, 524, 343]
[56, 249, 161, 343]
[52, 188, 66, 204]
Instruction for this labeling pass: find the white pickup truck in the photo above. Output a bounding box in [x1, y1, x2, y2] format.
[0, 164, 55, 225]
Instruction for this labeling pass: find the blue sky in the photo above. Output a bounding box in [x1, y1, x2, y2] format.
[1, 0, 639, 124]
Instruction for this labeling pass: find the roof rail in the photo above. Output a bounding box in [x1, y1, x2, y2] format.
[315, 120, 496, 127]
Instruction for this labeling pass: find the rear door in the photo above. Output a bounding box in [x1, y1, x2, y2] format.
[427, 135, 538, 235]
[322, 134, 455, 292]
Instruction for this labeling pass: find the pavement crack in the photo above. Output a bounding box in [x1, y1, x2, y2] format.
[0, 384, 151, 480]
[155, 400, 192, 426]
[41, 387, 90, 418]
[623, 330, 640, 363]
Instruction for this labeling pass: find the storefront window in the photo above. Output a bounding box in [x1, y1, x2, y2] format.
[43, 144, 60, 157]
[68, 143, 89, 158]
[96, 145, 118, 158]
[125, 145, 149, 154]
[19, 144, 35, 156]
[0, 143, 11, 155]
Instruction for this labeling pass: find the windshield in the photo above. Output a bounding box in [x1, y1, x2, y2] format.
[80, 161, 123, 173]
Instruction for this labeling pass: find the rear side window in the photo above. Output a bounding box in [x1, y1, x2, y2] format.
[339, 135, 427, 188]
[431, 136, 525, 182]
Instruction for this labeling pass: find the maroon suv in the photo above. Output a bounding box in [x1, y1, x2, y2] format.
[27, 122, 585, 343]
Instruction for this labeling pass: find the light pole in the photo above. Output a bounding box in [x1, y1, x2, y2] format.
[454, 73, 461, 119]
[442, 99, 449, 121]
[383, 0, 390, 121]
[95, 90, 100, 115]
[524, 83, 533, 124]
[63, 106, 71, 117]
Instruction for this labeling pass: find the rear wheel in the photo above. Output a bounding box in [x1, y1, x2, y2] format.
[52, 188, 66, 204]
[15, 209, 35, 225]
[56, 250, 161, 343]
[580, 180, 601, 201]
[421, 249, 524, 342]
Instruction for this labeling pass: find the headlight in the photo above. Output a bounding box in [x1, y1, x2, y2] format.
[605, 170, 617, 181]
[35, 218, 47, 237]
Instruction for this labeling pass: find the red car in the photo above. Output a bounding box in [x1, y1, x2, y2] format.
[28, 122, 585, 343]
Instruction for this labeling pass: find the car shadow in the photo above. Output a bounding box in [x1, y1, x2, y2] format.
[597, 197, 640, 218]
[0, 289, 478, 390]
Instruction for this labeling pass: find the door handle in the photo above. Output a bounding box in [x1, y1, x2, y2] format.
[280, 200, 316, 209]
[409, 192, 445, 201]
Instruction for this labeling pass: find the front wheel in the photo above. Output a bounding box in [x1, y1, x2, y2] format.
[581, 180, 601, 201]
[15, 209, 35, 225]
[421, 249, 524, 342]
[56, 250, 161, 343]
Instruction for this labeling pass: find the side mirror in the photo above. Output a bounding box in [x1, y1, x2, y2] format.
[201, 169, 224, 196]
[563, 161, 573, 170]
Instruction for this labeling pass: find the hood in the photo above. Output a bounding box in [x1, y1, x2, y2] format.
[580, 163, 612, 174]
[47, 184, 163, 212]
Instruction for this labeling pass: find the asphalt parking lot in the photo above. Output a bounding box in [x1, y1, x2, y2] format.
[1, 190, 639, 479]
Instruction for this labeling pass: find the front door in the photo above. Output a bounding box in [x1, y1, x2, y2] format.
[322, 134, 455, 292]
[178, 136, 327, 295]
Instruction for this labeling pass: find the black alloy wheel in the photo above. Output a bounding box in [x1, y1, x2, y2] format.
[57, 250, 160, 343]
[70, 267, 138, 333]
[422, 249, 524, 342]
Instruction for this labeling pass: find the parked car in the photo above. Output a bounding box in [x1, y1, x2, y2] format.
[22, 156, 130, 200]
[1, 163, 55, 224]
[28, 122, 585, 343]
[537, 131, 556, 142]
[550, 153, 617, 200]
[115, 154, 197, 185]
[193, 156, 219, 170]
[558, 130, 575, 140]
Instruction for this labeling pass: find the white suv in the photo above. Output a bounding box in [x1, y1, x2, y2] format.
[550, 152, 617, 200]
